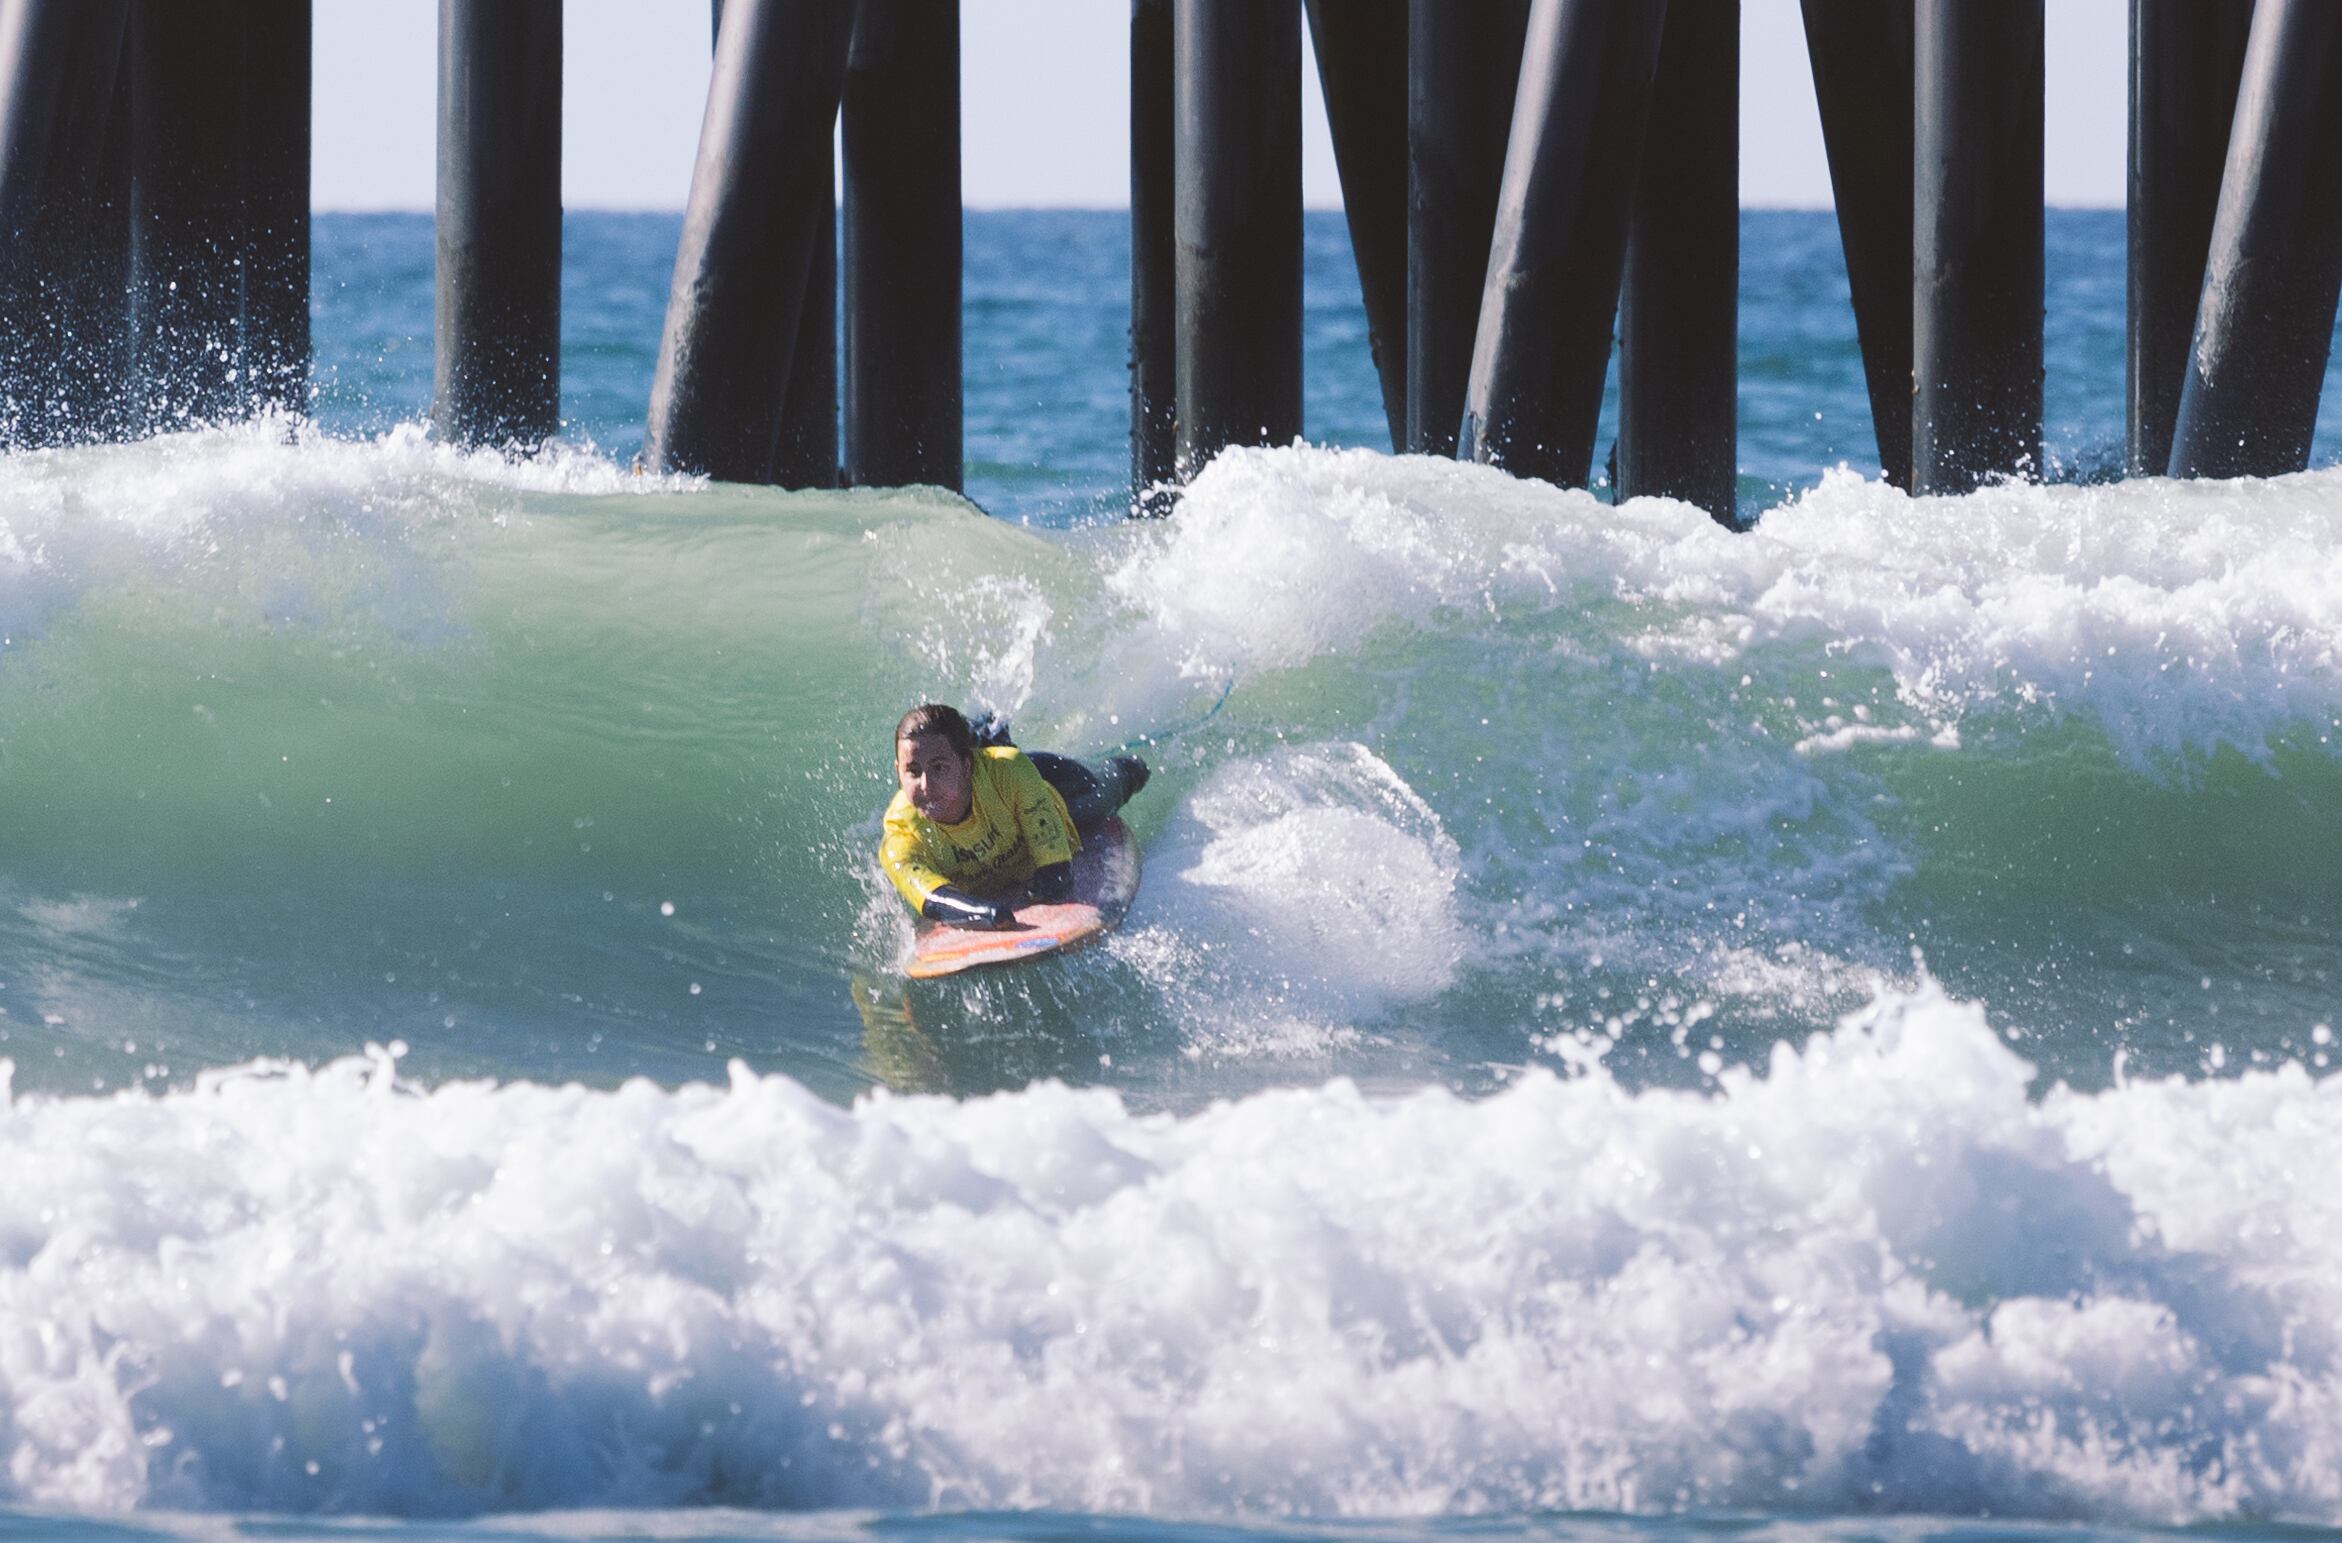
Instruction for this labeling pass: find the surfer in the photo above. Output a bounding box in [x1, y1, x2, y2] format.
[881, 703, 1149, 930]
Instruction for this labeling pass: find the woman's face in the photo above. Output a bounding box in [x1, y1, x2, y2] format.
[897, 732, 973, 824]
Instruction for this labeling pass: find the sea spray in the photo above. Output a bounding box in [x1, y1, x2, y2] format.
[1121, 448, 2342, 769]
[1, 984, 2339, 1519]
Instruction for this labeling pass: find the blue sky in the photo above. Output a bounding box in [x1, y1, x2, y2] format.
[314, 0, 2129, 211]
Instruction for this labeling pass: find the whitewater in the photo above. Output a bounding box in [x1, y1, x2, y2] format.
[0, 211, 2338, 1538]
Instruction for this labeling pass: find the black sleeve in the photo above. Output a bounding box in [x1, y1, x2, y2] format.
[1029, 861, 1074, 902]
[921, 886, 1013, 928]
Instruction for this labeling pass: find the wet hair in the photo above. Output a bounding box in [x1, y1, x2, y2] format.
[895, 703, 973, 760]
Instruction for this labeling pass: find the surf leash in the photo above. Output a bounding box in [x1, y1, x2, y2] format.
[1102, 673, 1235, 756]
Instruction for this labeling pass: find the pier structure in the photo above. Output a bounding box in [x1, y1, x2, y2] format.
[2127, 0, 2253, 477]
[5, 3, 2342, 510]
[1459, 0, 1669, 492]
[842, 0, 962, 491]
[1128, 0, 1177, 510]
[1169, 0, 1303, 482]
[2166, 0, 2342, 479]
[0, 0, 310, 449]
[1408, 0, 1531, 459]
[436, 0, 560, 452]
[0, 0, 129, 447]
[1802, 0, 1914, 489]
[645, 0, 852, 483]
[1911, 0, 2042, 495]
[709, 0, 837, 489]
[1617, 0, 1737, 518]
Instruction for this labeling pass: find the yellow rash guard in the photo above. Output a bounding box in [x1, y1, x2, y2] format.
[880, 746, 1080, 910]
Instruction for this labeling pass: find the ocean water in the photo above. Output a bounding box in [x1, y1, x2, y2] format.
[0, 210, 2339, 1541]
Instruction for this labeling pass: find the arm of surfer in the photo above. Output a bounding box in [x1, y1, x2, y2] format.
[1028, 861, 1073, 902]
[1008, 755, 1078, 869]
[920, 885, 1018, 929]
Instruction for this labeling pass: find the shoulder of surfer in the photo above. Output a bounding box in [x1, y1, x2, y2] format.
[971, 744, 1047, 796]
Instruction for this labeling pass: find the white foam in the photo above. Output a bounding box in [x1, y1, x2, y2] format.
[1793, 721, 1930, 755]
[0, 985, 2336, 1521]
[1112, 447, 2342, 768]
[0, 419, 656, 545]
[1072, 446, 2342, 1014]
[1108, 446, 1688, 674]
[0, 420, 663, 643]
[1128, 742, 1465, 1038]
[16, 896, 143, 941]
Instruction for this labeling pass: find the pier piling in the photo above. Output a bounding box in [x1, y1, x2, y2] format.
[772, 185, 839, 490]
[244, 0, 312, 416]
[1306, 0, 1408, 451]
[1912, 0, 2043, 495]
[1459, 0, 1667, 488]
[1800, 0, 1914, 487]
[129, 0, 250, 432]
[1172, 0, 1303, 480]
[843, 0, 963, 492]
[0, 0, 130, 447]
[2167, 0, 2342, 482]
[1406, 0, 1530, 457]
[1129, 0, 1177, 511]
[2126, 0, 2250, 478]
[646, 0, 854, 481]
[435, 0, 561, 452]
[14, 2, 2342, 519]
[78, 68, 132, 444]
[1618, 0, 1737, 524]
[714, 0, 835, 490]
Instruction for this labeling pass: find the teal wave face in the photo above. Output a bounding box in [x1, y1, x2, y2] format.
[0, 433, 1003, 1092]
[3, 432, 2340, 1104]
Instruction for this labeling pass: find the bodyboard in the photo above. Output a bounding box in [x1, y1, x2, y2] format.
[905, 817, 1141, 980]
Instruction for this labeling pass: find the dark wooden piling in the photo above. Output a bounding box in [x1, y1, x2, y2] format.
[1458, 0, 1667, 487]
[1407, 0, 1529, 456]
[842, 0, 962, 491]
[244, 0, 311, 416]
[772, 186, 839, 489]
[2127, 0, 2251, 477]
[2167, 0, 2342, 481]
[713, 0, 835, 490]
[647, 0, 854, 480]
[128, 0, 250, 432]
[0, 0, 130, 447]
[435, 0, 561, 452]
[1800, 0, 1914, 487]
[76, 66, 133, 443]
[1911, 0, 2042, 495]
[1130, 0, 1177, 511]
[1172, 0, 1302, 479]
[1618, 0, 1738, 524]
[1305, 0, 1408, 450]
